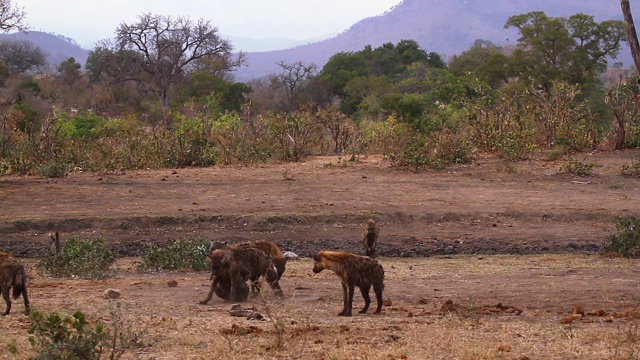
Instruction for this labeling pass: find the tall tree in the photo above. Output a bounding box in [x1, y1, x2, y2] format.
[57, 57, 82, 86]
[505, 12, 626, 91]
[449, 39, 512, 89]
[87, 13, 235, 113]
[0, 39, 46, 74]
[0, 0, 26, 32]
[273, 61, 317, 111]
[621, 0, 640, 74]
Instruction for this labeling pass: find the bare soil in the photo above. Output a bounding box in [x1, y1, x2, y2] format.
[1, 150, 640, 359]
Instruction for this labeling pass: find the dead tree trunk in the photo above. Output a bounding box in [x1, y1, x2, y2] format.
[622, 0, 640, 74]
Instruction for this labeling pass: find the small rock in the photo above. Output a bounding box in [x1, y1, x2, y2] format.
[283, 251, 299, 260]
[383, 299, 393, 306]
[167, 280, 178, 288]
[103, 288, 121, 299]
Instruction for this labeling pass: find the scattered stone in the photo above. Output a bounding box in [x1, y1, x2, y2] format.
[383, 299, 393, 306]
[103, 288, 121, 299]
[283, 251, 299, 260]
[228, 304, 265, 320]
[167, 280, 178, 288]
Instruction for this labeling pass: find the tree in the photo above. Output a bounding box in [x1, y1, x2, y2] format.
[605, 79, 640, 150]
[449, 39, 512, 89]
[87, 13, 236, 113]
[272, 61, 317, 111]
[0, 0, 27, 32]
[319, 40, 445, 115]
[621, 0, 640, 74]
[57, 57, 82, 86]
[0, 39, 46, 74]
[505, 12, 626, 91]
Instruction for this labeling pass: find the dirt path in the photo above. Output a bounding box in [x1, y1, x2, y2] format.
[1, 151, 639, 258]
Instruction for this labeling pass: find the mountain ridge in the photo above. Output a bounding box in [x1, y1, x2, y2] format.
[0, 1, 634, 81]
[234, 0, 633, 80]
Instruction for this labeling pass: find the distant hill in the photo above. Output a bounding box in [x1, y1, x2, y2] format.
[0, 31, 89, 70]
[234, 0, 634, 81]
[227, 34, 335, 52]
[0, 0, 633, 83]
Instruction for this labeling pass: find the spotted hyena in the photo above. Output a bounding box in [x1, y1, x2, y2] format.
[201, 247, 282, 304]
[199, 257, 250, 304]
[233, 240, 290, 281]
[362, 219, 379, 257]
[209, 240, 290, 281]
[0, 252, 30, 316]
[312, 250, 384, 317]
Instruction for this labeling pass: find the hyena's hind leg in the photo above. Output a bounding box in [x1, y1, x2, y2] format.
[373, 282, 384, 314]
[14, 273, 30, 315]
[1, 286, 11, 316]
[358, 284, 372, 314]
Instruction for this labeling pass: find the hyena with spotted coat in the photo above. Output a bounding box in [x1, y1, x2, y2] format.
[312, 251, 384, 317]
[362, 219, 379, 257]
[233, 240, 289, 281]
[200, 247, 282, 304]
[0, 251, 30, 316]
[199, 254, 250, 304]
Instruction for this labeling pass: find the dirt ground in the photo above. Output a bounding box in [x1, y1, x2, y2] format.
[1, 150, 640, 359]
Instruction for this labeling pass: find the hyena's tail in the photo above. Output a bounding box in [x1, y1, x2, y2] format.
[12, 269, 27, 300]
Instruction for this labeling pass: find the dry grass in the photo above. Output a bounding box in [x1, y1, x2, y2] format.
[1, 255, 639, 359]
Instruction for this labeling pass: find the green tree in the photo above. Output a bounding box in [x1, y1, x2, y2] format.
[505, 11, 626, 91]
[449, 39, 512, 89]
[320, 40, 444, 115]
[57, 57, 82, 86]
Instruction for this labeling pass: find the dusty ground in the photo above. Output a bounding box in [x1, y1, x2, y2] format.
[1, 150, 640, 359]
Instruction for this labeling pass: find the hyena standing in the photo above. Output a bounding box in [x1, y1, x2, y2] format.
[312, 250, 384, 317]
[0, 251, 30, 316]
[362, 219, 379, 257]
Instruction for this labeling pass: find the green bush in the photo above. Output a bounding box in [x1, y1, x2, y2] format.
[603, 217, 640, 258]
[28, 311, 107, 360]
[621, 159, 640, 177]
[559, 156, 595, 176]
[137, 237, 210, 272]
[37, 237, 116, 279]
[36, 162, 66, 178]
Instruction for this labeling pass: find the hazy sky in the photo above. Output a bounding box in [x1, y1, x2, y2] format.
[19, 0, 402, 49]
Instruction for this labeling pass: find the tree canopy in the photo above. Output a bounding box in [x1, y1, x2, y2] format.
[86, 13, 237, 113]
